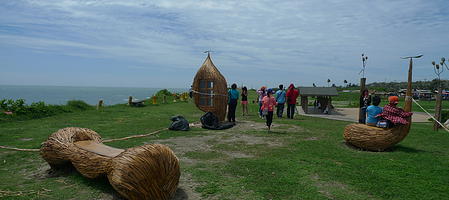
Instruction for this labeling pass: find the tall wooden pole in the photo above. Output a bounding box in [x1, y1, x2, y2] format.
[358, 77, 366, 123]
[434, 87, 442, 131]
[404, 59, 413, 112]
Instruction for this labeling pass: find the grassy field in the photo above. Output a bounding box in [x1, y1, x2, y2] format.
[0, 95, 447, 200]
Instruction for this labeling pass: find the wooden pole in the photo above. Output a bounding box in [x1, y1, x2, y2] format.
[128, 96, 132, 106]
[358, 78, 366, 123]
[97, 100, 104, 110]
[152, 96, 157, 105]
[434, 87, 442, 131]
[404, 59, 413, 112]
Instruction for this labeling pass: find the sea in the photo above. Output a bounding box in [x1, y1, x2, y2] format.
[0, 85, 188, 105]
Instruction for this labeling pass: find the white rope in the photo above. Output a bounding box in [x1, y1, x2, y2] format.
[412, 98, 449, 133]
[191, 90, 227, 97]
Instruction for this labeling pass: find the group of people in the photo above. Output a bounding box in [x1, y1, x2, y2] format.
[360, 89, 413, 128]
[227, 83, 300, 130]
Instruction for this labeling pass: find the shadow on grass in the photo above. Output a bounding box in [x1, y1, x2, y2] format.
[46, 163, 190, 200]
[388, 145, 426, 153]
[342, 142, 426, 153]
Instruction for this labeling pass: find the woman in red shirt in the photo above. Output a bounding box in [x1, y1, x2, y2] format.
[286, 84, 299, 119]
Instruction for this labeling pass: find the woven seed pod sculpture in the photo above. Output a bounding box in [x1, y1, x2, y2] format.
[192, 53, 228, 121]
[343, 58, 416, 151]
[40, 127, 180, 200]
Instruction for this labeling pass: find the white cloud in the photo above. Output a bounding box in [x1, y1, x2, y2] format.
[0, 0, 448, 87]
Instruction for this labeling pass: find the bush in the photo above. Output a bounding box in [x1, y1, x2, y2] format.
[67, 100, 93, 110]
[0, 99, 92, 122]
[156, 89, 173, 96]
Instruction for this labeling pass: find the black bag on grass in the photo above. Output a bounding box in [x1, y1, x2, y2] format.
[169, 115, 190, 131]
[200, 112, 234, 130]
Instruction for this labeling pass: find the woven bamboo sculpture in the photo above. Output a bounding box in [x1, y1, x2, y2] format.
[192, 52, 228, 121]
[343, 58, 415, 151]
[40, 127, 180, 200]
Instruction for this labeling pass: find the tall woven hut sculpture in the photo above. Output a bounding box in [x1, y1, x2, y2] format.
[192, 52, 228, 121]
[40, 127, 180, 200]
[344, 56, 419, 151]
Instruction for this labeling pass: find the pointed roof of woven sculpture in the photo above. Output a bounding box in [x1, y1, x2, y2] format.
[196, 53, 224, 78]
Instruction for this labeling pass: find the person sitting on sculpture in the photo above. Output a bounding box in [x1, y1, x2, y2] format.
[365, 96, 383, 127]
[376, 96, 412, 127]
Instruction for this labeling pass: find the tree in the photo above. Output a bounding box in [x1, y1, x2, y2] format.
[327, 79, 331, 87]
[344, 80, 348, 88]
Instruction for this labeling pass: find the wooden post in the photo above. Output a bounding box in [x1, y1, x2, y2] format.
[97, 100, 103, 110]
[404, 59, 413, 112]
[434, 87, 442, 131]
[128, 96, 132, 106]
[301, 96, 308, 114]
[152, 96, 157, 105]
[358, 78, 366, 123]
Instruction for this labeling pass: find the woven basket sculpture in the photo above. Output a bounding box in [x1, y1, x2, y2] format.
[343, 58, 415, 151]
[40, 127, 180, 200]
[192, 52, 228, 121]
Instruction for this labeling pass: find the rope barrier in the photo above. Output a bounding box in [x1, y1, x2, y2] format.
[0, 123, 202, 152]
[191, 90, 227, 97]
[412, 98, 449, 133]
[0, 145, 39, 152]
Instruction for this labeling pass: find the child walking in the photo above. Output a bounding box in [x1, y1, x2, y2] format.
[261, 88, 277, 130]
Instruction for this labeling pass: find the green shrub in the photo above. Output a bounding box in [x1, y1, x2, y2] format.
[67, 100, 93, 110]
[0, 99, 92, 122]
[156, 89, 173, 96]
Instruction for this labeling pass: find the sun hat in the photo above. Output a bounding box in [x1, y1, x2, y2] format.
[388, 96, 399, 103]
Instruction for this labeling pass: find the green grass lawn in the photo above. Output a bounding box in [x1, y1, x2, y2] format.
[0, 97, 447, 200]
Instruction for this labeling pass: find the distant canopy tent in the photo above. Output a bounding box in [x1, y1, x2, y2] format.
[298, 87, 338, 114]
[192, 53, 228, 121]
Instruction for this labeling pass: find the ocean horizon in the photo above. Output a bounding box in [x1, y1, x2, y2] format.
[0, 85, 188, 105]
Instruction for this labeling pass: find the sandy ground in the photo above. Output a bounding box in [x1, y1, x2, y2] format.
[297, 107, 430, 123]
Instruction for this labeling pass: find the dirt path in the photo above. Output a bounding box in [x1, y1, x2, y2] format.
[150, 120, 304, 200]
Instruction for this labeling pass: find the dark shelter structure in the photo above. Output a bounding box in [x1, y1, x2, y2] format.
[298, 87, 338, 114]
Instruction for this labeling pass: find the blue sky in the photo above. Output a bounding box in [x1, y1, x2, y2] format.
[1, 0, 448, 88]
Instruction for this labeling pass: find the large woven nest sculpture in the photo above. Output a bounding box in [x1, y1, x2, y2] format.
[343, 57, 416, 151]
[40, 127, 180, 200]
[192, 52, 228, 121]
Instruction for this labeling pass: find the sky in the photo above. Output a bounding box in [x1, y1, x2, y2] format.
[0, 0, 448, 88]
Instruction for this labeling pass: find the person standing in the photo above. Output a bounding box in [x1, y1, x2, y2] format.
[359, 89, 371, 124]
[227, 83, 240, 123]
[241, 86, 249, 116]
[257, 86, 267, 118]
[275, 84, 286, 118]
[261, 88, 277, 130]
[286, 84, 299, 119]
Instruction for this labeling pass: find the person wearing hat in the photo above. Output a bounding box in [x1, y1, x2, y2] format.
[376, 96, 413, 126]
[261, 88, 277, 130]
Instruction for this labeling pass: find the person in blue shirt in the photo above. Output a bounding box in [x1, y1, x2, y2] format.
[366, 96, 383, 126]
[275, 84, 286, 118]
[227, 83, 240, 123]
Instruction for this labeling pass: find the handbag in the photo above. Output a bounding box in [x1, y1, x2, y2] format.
[376, 120, 388, 128]
[262, 108, 268, 116]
